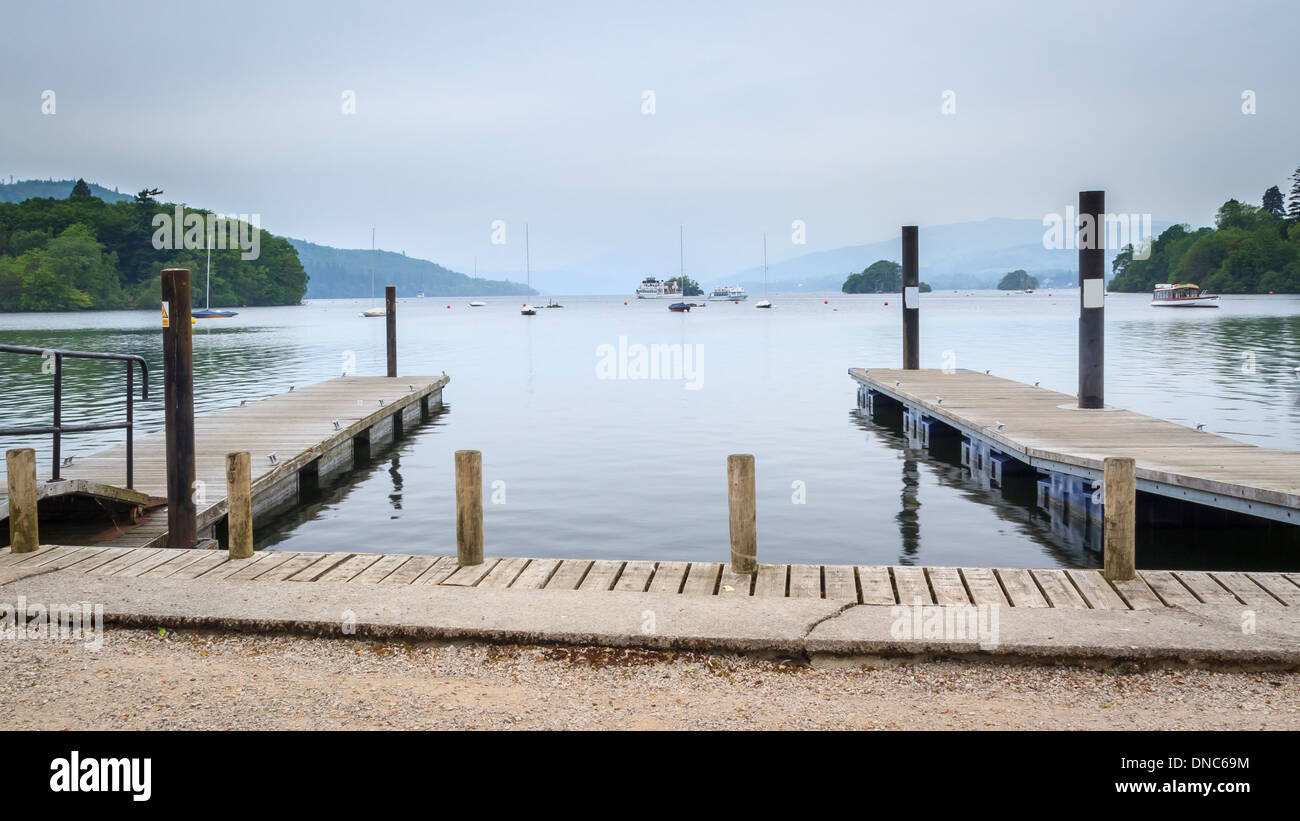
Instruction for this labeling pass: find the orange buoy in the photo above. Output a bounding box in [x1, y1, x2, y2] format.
[823, 299, 828, 304]
[884, 301, 888, 306]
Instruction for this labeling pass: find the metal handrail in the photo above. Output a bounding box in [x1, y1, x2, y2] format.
[0, 344, 150, 488]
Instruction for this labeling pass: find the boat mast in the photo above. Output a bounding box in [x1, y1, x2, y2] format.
[679, 225, 684, 294]
[370, 227, 376, 304]
[205, 228, 212, 310]
[525, 223, 530, 296]
[763, 231, 767, 298]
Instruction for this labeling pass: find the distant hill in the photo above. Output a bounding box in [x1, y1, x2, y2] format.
[289, 238, 533, 298]
[0, 178, 133, 204]
[731, 218, 1175, 293]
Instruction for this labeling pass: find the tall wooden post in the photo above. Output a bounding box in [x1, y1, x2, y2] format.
[385, 285, 397, 378]
[727, 454, 757, 573]
[225, 451, 253, 559]
[1103, 456, 1136, 581]
[161, 268, 197, 548]
[455, 450, 483, 566]
[901, 226, 919, 370]
[1078, 190, 1105, 409]
[5, 448, 39, 553]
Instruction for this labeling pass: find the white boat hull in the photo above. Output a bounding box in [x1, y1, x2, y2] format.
[1151, 297, 1220, 307]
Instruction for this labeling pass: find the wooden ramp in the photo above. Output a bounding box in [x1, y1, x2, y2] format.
[850, 368, 1300, 524]
[4, 545, 1299, 610]
[2, 375, 449, 547]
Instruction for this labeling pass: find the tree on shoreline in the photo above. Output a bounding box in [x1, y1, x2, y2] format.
[1263, 185, 1285, 219]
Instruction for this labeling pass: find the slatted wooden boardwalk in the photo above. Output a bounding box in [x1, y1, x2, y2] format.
[6, 545, 1298, 609]
[1, 375, 448, 548]
[850, 367, 1300, 524]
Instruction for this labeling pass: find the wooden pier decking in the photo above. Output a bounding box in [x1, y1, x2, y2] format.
[1, 375, 449, 548]
[4, 544, 1299, 610]
[850, 368, 1300, 524]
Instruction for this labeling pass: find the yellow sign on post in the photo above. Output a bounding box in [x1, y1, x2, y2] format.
[160, 301, 193, 327]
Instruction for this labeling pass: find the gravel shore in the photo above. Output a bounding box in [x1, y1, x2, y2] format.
[2, 627, 1297, 730]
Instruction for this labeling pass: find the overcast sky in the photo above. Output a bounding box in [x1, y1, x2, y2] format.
[3, 0, 1297, 284]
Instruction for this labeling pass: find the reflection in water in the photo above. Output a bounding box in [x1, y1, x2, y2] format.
[897, 456, 920, 565]
[4, 294, 1299, 568]
[388, 453, 403, 514]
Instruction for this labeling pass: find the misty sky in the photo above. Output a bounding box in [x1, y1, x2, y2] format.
[3, 0, 1297, 286]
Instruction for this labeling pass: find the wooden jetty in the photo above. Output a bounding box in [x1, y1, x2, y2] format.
[3, 544, 1299, 610]
[850, 368, 1300, 526]
[1, 375, 449, 549]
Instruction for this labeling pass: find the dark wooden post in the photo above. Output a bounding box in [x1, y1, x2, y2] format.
[727, 454, 757, 573]
[1078, 190, 1105, 409]
[455, 450, 483, 566]
[385, 285, 397, 378]
[161, 268, 197, 548]
[901, 225, 919, 370]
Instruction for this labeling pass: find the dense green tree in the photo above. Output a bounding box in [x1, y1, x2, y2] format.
[1264, 185, 1286, 218]
[997, 269, 1039, 290]
[1109, 198, 1300, 294]
[666, 275, 702, 296]
[69, 178, 92, 198]
[0, 188, 308, 311]
[1290, 167, 1300, 220]
[843, 260, 901, 292]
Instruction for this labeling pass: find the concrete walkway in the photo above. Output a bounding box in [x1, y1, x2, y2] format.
[3, 550, 1299, 668]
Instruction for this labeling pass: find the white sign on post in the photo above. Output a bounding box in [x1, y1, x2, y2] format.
[904, 286, 919, 309]
[1082, 278, 1105, 309]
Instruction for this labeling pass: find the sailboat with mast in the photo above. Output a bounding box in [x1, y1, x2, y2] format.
[521, 224, 536, 315]
[669, 226, 690, 312]
[469, 257, 485, 306]
[192, 230, 238, 318]
[755, 232, 772, 309]
[360, 228, 385, 317]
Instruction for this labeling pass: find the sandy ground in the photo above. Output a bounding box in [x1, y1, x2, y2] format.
[2, 627, 1298, 730]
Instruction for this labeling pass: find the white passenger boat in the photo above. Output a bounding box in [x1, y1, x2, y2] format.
[708, 285, 747, 301]
[1152, 283, 1219, 308]
[636, 277, 666, 299]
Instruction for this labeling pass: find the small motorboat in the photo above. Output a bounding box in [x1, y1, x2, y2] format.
[469, 301, 486, 307]
[1152, 283, 1219, 307]
[193, 308, 238, 318]
[755, 299, 772, 309]
[542, 299, 563, 308]
[360, 306, 386, 317]
[668, 301, 690, 312]
[520, 304, 537, 315]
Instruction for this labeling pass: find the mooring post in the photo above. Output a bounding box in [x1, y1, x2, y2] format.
[901, 225, 919, 370]
[727, 454, 757, 573]
[1078, 190, 1105, 409]
[385, 285, 397, 378]
[225, 451, 253, 559]
[455, 450, 483, 566]
[1103, 456, 1136, 581]
[161, 268, 198, 548]
[5, 448, 39, 553]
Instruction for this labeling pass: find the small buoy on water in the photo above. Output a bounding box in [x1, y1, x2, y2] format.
[824, 299, 828, 304]
[446, 305, 451, 309]
[624, 301, 628, 305]
[883, 301, 888, 306]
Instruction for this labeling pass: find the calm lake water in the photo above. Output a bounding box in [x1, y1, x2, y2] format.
[3, 291, 1299, 570]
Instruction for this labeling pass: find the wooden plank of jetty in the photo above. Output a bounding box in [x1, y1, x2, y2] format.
[850, 368, 1300, 524]
[2, 375, 449, 548]
[9, 546, 1299, 615]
